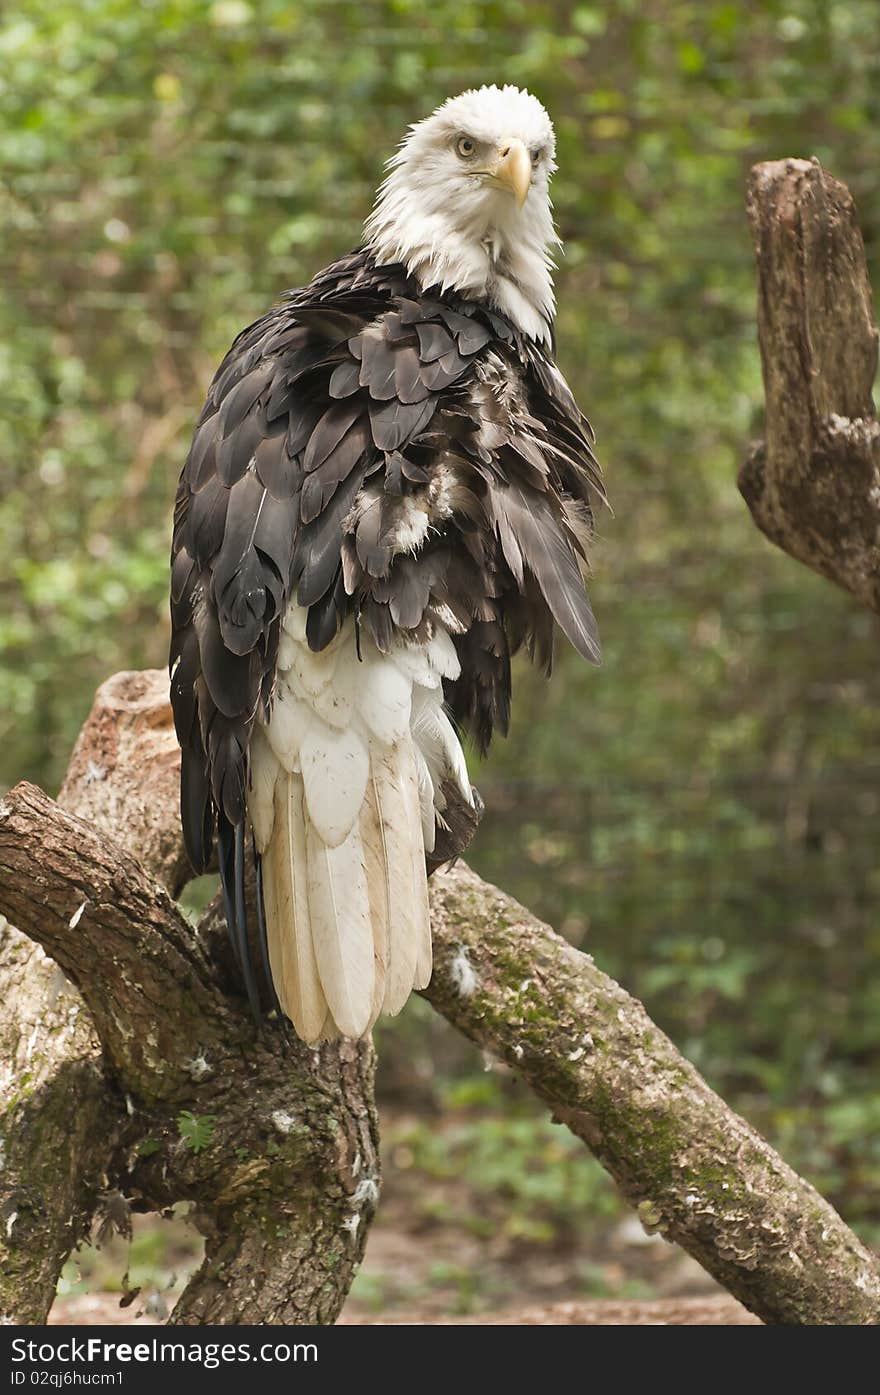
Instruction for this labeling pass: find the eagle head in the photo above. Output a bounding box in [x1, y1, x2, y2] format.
[364, 85, 559, 343]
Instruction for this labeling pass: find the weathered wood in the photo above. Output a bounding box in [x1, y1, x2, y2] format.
[0, 669, 187, 1325]
[740, 158, 880, 606]
[0, 673, 379, 1326]
[3, 672, 880, 1323]
[60, 669, 195, 897]
[0, 923, 111, 1324]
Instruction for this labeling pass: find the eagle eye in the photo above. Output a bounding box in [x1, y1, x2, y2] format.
[455, 135, 477, 159]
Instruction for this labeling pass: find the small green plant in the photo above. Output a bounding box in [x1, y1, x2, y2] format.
[177, 1111, 216, 1154]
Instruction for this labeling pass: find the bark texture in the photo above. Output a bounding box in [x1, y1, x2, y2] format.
[0, 673, 379, 1326]
[2, 671, 879, 1324]
[0, 925, 109, 1324]
[425, 867, 880, 1325]
[740, 158, 880, 604]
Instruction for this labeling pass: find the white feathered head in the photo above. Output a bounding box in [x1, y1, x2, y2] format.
[365, 85, 559, 342]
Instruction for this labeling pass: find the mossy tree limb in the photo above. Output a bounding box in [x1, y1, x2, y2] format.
[425, 865, 880, 1325]
[2, 673, 879, 1324]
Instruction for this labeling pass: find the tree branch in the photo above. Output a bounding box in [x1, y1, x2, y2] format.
[0, 676, 380, 1325]
[425, 866, 880, 1325]
[0, 922, 113, 1323]
[1, 670, 212, 1322]
[60, 669, 195, 897]
[740, 158, 880, 606]
[4, 670, 879, 1323]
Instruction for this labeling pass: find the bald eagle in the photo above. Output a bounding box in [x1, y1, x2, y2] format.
[170, 85, 604, 1042]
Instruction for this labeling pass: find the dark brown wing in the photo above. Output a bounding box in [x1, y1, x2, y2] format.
[169, 253, 510, 1004]
[438, 329, 605, 752]
[170, 250, 605, 1008]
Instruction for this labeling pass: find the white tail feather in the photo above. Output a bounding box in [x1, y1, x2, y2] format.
[410, 686, 473, 806]
[411, 789, 434, 991]
[414, 746, 437, 851]
[360, 776, 390, 1029]
[251, 609, 465, 1041]
[370, 739, 430, 1014]
[306, 817, 375, 1038]
[262, 773, 328, 1043]
[248, 724, 278, 851]
[300, 720, 369, 847]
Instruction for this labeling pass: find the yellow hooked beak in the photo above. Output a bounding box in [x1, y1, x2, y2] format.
[489, 137, 531, 207]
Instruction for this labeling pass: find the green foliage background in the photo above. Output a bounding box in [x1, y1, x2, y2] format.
[3, 0, 880, 1267]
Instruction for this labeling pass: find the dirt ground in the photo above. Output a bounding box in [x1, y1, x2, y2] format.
[51, 1292, 758, 1325]
[47, 1100, 765, 1327]
[49, 1211, 760, 1326]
